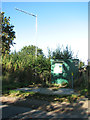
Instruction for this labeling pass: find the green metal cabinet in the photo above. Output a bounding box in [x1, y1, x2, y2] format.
[50, 59, 79, 85]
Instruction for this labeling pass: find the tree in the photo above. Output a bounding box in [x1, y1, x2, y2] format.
[51, 45, 74, 59]
[1, 12, 16, 55]
[62, 46, 73, 59]
[47, 47, 51, 59]
[79, 60, 85, 69]
[52, 46, 62, 59]
[20, 45, 44, 57]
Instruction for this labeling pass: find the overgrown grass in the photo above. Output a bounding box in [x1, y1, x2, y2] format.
[2, 81, 88, 100]
[2, 80, 30, 95]
[76, 88, 88, 97]
[2, 89, 82, 103]
[8, 90, 35, 98]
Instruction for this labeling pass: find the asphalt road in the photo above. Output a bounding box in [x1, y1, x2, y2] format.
[1, 104, 88, 119]
[0, 87, 89, 119]
[16, 88, 76, 95]
[1, 98, 89, 119]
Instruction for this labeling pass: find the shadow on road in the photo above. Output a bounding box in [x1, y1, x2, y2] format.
[1, 97, 89, 119]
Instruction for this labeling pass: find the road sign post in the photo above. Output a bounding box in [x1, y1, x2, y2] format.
[71, 72, 73, 88]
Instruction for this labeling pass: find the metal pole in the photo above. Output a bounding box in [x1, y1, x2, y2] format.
[36, 15, 37, 58]
[15, 8, 37, 58]
[71, 72, 73, 88]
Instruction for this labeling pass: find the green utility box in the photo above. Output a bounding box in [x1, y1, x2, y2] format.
[50, 59, 79, 86]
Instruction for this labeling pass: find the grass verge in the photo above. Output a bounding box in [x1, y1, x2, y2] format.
[2, 89, 83, 103]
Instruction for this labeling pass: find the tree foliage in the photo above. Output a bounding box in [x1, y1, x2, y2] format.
[51, 45, 74, 59]
[21, 45, 44, 57]
[2, 12, 83, 90]
[1, 12, 16, 54]
[2, 45, 50, 86]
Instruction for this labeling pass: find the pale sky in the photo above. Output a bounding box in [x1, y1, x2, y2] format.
[2, 2, 88, 64]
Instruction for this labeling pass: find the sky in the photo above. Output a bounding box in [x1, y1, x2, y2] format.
[1, 0, 89, 2]
[2, 2, 88, 64]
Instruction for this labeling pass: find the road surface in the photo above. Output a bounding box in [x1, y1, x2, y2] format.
[0, 96, 89, 119]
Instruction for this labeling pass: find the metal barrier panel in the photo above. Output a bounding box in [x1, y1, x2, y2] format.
[50, 59, 79, 86]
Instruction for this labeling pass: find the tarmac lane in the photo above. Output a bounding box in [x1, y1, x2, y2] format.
[0, 98, 89, 119]
[15, 88, 75, 95]
[0, 87, 89, 119]
[1, 104, 32, 119]
[1, 104, 58, 119]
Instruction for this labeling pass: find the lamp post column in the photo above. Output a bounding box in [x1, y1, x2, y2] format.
[35, 15, 37, 78]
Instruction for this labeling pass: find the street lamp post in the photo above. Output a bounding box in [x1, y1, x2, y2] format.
[15, 8, 37, 58]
